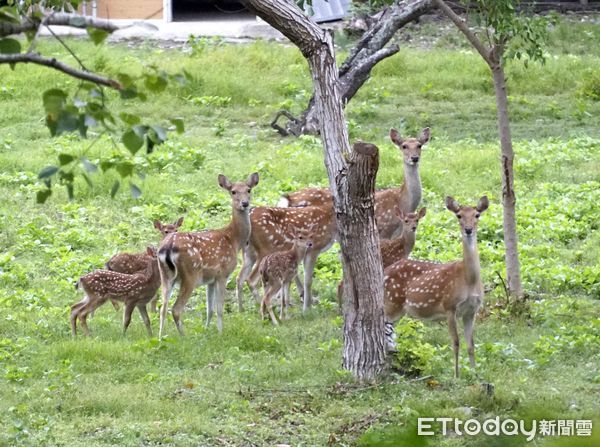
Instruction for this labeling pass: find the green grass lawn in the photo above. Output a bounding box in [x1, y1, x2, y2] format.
[0, 14, 599, 446]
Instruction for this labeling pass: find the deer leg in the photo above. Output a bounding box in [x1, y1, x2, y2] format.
[447, 311, 460, 378]
[149, 294, 158, 313]
[261, 283, 279, 326]
[236, 247, 257, 311]
[205, 283, 216, 328]
[280, 282, 291, 321]
[158, 270, 176, 338]
[214, 278, 227, 333]
[110, 299, 120, 311]
[247, 263, 263, 303]
[462, 312, 476, 369]
[384, 321, 398, 353]
[290, 274, 303, 306]
[137, 304, 153, 337]
[122, 301, 136, 335]
[70, 301, 84, 337]
[302, 252, 318, 312]
[172, 282, 194, 336]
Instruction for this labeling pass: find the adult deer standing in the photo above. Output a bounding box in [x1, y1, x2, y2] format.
[71, 247, 160, 337]
[279, 128, 430, 239]
[158, 173, 259, 337]
[236, 203, 336, 312]
[383, 196, 489, 378]
[258, 225, 315, 324]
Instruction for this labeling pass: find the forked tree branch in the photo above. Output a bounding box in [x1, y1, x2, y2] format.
[0, 53, 122, 89]
[433, 0, 494, 66]
[0, 12, 120, 37]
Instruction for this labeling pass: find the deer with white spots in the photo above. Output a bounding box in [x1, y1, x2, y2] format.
[258, 225, 315, 325]
[278, 128, 430, 239]
[337, 207, 427, 306]
[236, 203, 336, 313]
[104, 217, 183, 312]
[71, 246, 160, 337]
[157, 173, 259, 337]
[383, 196, 489, 378]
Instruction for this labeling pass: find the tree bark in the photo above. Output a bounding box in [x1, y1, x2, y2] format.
[243, 0, 386, 381]
[491, 63, 524, 299]
[278, 0, 432, 135]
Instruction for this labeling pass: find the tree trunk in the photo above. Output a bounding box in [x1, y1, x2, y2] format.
[243, 0, 386, 380]
[275, 0, 432, 135]
[491, 62, 524, 299]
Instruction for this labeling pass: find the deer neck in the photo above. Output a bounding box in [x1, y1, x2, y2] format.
[293, 244, 308, 265]
[400, 162, 422, 211]
[228, 208, 252, 252]
[401, 230, 417, 256]
[461, 235, 481, 286]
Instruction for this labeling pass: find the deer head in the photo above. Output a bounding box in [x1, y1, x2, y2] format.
[397, 207, 427, 234]
[446, 196, 489, 239]
[154, 217, 184, 237]
[390, 127, 430, 166]
[218, 172, 260, 211]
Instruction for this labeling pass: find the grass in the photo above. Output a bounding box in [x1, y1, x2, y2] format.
[0, 14, 599, 446]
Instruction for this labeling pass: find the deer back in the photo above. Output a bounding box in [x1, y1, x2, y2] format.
[105, 252, 150, 274]
[280, 187, 332, 208]
[249, 205, 336, 258]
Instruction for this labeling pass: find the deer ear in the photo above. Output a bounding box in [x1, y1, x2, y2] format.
[477, 196, 489, 213]
[418, 127, 430, 145]
[390, 128, 403, 146]
[218, 174, 232, 191]
[446, 196, 461, 213]
[175, 217, 184, 228]
[153, 220, 162, 231]
[147, 246, 157, 257]
[397, 208, 405, 219]
[247, 172, 259, 188]
[418, 207, 427, 218]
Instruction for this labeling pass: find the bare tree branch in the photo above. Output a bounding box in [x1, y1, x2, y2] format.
[433, 0, 494, 65]
[0, 12, 119, 38]
[0, 53, 122, 89]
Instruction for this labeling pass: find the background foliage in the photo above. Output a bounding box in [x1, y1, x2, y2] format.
[0, 13, 599, 446]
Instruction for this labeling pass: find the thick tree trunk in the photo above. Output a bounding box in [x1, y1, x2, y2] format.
[276, 0, 432, 135]
[491, 63, 524, 299]
[244, 0, 386, 380]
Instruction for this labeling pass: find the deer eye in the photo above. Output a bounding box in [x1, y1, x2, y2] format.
[402, 144, 408, 149]
[417, 144, 422, 149]
[475, 213, 480, 218]
[456, 214, 462, 219]
[247, 188, 251, 193]
[404, 219, 409, 223]
[231, 191, 236, 195]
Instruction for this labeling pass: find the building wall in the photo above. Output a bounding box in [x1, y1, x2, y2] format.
[93, 0, 163, 20]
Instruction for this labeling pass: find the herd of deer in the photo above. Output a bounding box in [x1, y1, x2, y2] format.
[70, 127, 489, 377]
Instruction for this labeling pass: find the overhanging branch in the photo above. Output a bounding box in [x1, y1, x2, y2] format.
[0, 12, 120, 38]
[0, 53, 122, 89]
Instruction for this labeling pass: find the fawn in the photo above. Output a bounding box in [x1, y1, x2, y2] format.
[104, 217, 183, 312]
[258, 225, 315, 325]
[380, 207, 427, 268]
[71, 246, 160, 337]
[158, 173, 259, 336]
[383, 196, 489, 378]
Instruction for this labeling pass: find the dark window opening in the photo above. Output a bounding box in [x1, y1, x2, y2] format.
[172, 0, 255, 22]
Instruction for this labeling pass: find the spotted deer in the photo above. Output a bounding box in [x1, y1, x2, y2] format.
[383, 196, 489, 378]
[158, 173, 259, 337]
[71, 246, 160, 337]
[337, 207, 427, 306]
[258, 225, 315, 325]
[105, 217, 183, 312]
[279, 128, 430, 239]
[236, 203, 336, 313]
[380, 207, 427, 268]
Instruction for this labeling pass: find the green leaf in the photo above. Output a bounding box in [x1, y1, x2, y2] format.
[0, 38, 21, 54]
[55, 110, 80, 135]
[119, 87, 138, 100]
[122, 129, 144, 154]
[119, 112, 141, 125]
[149, 125, 167, 144]
[81, 157, 98, 173]
[58, 154, 76, 166]
[82, 173, 93, 188]
[130, 182, 142, 199]
[144, 73, 168, 93]
[66, 183, 74, 201]
[86, 27, 110, 45]
[0, 6, 21, 24]
[38, 166, 59, 179]
[117, 73, 134, 88]
[100, 160, 114, 172]
[169, 118, 185, 134]
[36, 189, 52, 204]
[42, 89, 67, 116]
[110, 180, 120, 198]
[116, 162, 134, 178]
